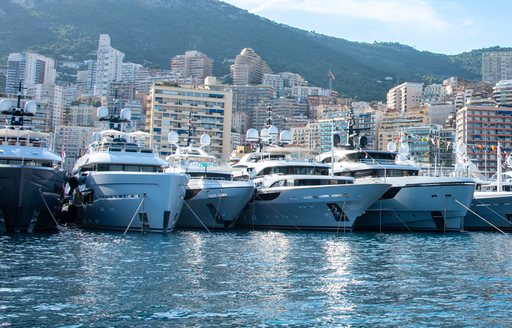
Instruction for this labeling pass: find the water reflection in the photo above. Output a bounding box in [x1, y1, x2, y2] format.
[2, 230, 512, 326]
[320, 238, 355, 321]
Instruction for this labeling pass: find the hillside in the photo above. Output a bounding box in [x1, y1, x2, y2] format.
[0, 0, 500, 100]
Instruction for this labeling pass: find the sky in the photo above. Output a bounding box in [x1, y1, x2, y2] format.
[221, 0, 511, 55]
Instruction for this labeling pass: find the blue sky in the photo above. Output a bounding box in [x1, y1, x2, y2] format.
[222, 0, 511, 55]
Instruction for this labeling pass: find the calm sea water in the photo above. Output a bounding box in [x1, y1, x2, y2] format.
[1, 228, 512, 327]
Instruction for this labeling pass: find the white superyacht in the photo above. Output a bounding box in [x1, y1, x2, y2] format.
[461, 143, 512, 231]
[70, 106, 188, 233]
[235, 128, 392, 231]
[319, 138, 475, 232]
[0, 91, 65, 233]
[166, 131, 254, 230]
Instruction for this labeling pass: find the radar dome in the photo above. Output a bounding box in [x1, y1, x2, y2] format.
[120, 108, 131, 121]
[168, 131, 179, 144]
[387, 142, 397, 152]
[260, 128, 269, 140]
[246, 128, 259, 142]
[24, 101, 37, 115]
[200, 134, 211, 146]
[97, 106, 109, 118]
[268, 125, 278, 137]
[279, 130, 292, 144]
[0, 99, 11, 112]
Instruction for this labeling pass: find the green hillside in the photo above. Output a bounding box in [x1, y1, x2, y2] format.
[0, 0, 502, 100]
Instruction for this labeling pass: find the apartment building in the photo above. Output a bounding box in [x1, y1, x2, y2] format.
[146, 82, 233, 161]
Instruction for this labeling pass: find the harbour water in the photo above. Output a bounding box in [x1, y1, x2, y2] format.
[1, 228, 512, 327]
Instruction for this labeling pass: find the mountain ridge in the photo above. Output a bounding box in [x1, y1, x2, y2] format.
[1, 0, 509, 100]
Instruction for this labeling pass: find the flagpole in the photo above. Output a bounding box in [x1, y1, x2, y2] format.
[497, 142, 502, 192]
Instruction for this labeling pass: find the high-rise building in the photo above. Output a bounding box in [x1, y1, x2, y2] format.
[146, 82, 233, 161]
[63, 103, 98, 127]
[5, 52, 56, 94]
[93, 34, 125, 98]
[456, 102, 512, 176]
[386, 82, 423, 112]
[262, 72, 307, 98]
[26, 84, 64, 131]
[482, 51, 512, 85]
[291, 86, 334, 104]
[307, 95, 345, 120]
[290, 121, 320, 155]
[226, 85, 273, 133]
[253, 98, 307, 131]
[492, 80, 512, 107]
[377, 109, 429, 151]
[170, 51, 213, 81]
[122, 62, 143, 82]
[230, 48, 272, 85]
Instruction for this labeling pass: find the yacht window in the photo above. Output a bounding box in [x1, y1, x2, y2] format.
[125, 165, 140, 172]
[109, 164, 123, 171]
[340, 169, 418, 178]
[141, 166, 162, 172]
[256, 165, 329, 177]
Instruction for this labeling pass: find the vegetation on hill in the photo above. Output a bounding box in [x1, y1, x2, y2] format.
[0, 0, 498, 101]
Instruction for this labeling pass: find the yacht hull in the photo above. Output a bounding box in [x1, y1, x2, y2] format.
[77, 172, 188, 233]
[0, 166, 65, 233]
[238, 183, 391, 231]
[354, 180, 475, 232]
[176, 180, 254, 229]
[464, 191, 512, 231]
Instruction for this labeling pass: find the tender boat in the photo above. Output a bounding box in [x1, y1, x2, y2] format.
[69, 105, 188, 233]
[0, 90, 65, 233]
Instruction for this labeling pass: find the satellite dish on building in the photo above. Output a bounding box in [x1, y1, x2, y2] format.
[246, 128, 259, 142]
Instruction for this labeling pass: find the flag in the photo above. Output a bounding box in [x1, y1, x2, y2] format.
[328, 70, 336, 81]
[61, 145, 66, 161]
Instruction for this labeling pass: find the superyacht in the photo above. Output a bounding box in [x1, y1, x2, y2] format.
[166, 131, 254, 230]
[70, 105, 188, 233]
[318, 115, 475, 232]
[0, 87, 65, 233]
[235, 128, 391, 231]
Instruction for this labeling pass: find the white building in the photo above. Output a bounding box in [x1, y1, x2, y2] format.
[5, 52, 56, 94]
[170, 50, 213, 81]
[291, 86, 332, 103]
[93, 34, 125, 98]
[492, 80, 512, 107]
[230, 48, 272, 85]
[27, 84, 64, 131]
[482, 51, 512, 85]
[386, 82, 424, 112]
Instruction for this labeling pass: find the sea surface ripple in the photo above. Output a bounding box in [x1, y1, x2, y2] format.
[1, 229, 512, 327]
